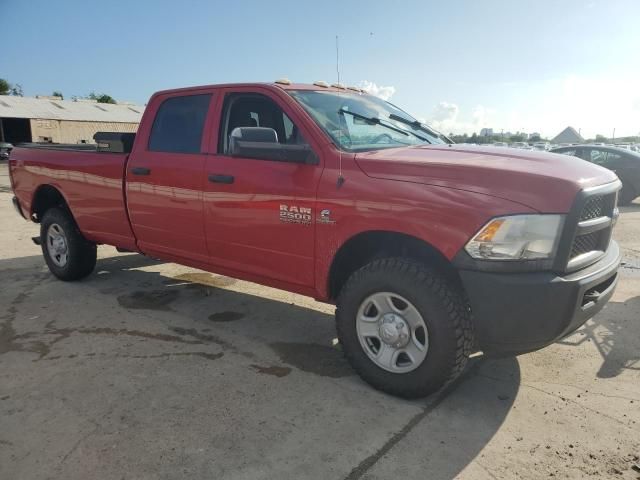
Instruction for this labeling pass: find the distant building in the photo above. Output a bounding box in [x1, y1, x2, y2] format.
[0, 95, 143, 144]
[480, 128, 493, 137]
[551, 126, 583, 144]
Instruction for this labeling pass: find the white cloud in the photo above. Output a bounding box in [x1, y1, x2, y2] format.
[513, 74, 640, 138]
[359, 80, 396, 101]
[427, 102, 495, 135]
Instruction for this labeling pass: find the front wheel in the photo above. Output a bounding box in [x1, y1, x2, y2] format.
[40, 207, 97, 281]
[336, 258, 473, 398]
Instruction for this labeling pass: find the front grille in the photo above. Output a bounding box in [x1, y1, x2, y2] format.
[580, 196, 605, 221]
[571, 231, 601, 257]
[566, 190, 617, 269]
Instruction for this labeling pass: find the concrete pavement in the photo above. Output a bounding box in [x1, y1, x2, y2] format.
[1, 162, 638, 479]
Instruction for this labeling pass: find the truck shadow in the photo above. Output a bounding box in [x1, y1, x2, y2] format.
[1, 252, 520, 479]
[619, 200, 640, 213]
[557, 295, 640, 378]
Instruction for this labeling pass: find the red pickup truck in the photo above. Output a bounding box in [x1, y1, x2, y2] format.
[9, 81, 621, 398]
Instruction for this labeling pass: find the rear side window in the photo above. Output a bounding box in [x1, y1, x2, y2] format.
[148, 94, 211, 153]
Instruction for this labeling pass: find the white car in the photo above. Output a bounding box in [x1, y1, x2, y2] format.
[533, 142, 550, 151]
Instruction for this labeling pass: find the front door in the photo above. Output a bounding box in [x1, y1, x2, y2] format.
[203, 88, 323, 287]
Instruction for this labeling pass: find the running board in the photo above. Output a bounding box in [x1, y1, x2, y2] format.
[32, 236, 42, 245]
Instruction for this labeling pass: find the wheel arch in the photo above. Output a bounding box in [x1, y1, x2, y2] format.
[31, 184, 71, 222]
[327, 230, 461, 301]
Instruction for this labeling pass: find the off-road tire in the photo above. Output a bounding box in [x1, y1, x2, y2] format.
[336, 258, 474, 398]
[40, 207, 97, 281]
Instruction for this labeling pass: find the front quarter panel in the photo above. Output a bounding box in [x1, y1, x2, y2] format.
[313, 152, 536, 301]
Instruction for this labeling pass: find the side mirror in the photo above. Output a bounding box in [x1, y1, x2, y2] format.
[229, 127, 318, 165]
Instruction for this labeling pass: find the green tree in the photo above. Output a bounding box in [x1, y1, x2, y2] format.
[510, 134, 525, 142]
[52, 91, 64, 99]
[87, 92, 116, 104]
[9, 83, 23, 96]
[0, 79, 23, 96]
[0, 78, 9, 95]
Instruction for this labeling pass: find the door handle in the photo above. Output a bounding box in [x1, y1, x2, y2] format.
[208, 174, 234, 184]
[131, 167, 151, 176]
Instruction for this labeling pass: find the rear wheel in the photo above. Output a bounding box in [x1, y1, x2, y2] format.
[336, 258, 473, 398]
[40, 207, 96, 281]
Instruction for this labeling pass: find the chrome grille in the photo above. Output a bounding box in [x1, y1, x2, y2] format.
[567, 191, 617, 269]
[580, 196, 605, 221]
[571, 232, 600, 257]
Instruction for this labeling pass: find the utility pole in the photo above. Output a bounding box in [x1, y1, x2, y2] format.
[612, 128, 615, 141]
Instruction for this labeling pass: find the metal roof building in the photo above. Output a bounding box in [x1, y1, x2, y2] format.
[0, 95, 143, 145]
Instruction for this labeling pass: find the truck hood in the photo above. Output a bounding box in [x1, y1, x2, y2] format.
[355, 144, 619, 212]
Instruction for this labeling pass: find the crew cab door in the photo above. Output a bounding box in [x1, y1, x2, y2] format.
[126, 90, 215, 263]
[203, 87, 323, 287]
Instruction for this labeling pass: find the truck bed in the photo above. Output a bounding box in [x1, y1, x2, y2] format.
[9, 144, 138, 250]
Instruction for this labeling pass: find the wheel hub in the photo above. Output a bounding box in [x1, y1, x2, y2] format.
[46, 223, 69, 267]
[378, 313, 410, 348]
[52, 236, 67, 254]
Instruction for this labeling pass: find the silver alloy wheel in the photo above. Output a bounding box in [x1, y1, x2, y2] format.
[356, 292, 429, 373]
[46, 223, 69, 267]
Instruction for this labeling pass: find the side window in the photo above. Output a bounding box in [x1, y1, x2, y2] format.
[148, 94, 211, 154]
[219, 93, 309, 155]
[590, 149, 608, 165]
[607, 153, 622, 163]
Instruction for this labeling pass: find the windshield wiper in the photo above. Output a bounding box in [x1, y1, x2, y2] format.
[389, 114, 440, 140]
[338, 109, 409, 137]
[388, 114, 454, 143]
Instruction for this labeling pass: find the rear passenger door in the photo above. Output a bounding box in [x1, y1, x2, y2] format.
[126, 90, 215, 263]
[203, 87, 324, 288]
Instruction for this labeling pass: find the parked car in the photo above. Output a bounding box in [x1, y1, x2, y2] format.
[551, 145, 640, 205]
[615, 143, 632, 150]
[0, 142, 13, 161]
[492, 141, 508, 147]
[533, 142, 551, 151]
[9, 81, 621, 398]
[509, 142, 530, 149]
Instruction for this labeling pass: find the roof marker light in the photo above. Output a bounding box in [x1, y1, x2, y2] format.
[313, 81, 329, 88]
[275, 78, 292, 85]
[331, 83, 346, 89]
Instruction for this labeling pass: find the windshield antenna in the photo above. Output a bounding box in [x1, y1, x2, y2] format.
[336, 34, 345, 188]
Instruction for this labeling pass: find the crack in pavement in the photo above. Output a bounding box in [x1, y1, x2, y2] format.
[42, 351, 225, 362]
[524, 379, 640, 403]
[474, 458, 501, 480]
[342, 361, 483, 480]
[476, 373, 638, 429]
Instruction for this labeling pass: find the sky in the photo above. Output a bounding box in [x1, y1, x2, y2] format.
[2, 0, 639, 139]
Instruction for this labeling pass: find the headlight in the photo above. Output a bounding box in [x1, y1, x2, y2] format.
[465, 214, 565, 261]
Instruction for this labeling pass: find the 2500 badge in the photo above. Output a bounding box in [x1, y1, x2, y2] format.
[280, 205, 312, 224]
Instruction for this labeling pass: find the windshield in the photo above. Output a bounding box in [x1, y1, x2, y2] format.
[289, 90, 447, 151]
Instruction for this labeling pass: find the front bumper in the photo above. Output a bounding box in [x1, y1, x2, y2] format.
[12, 196, 27, 220]
[458, 240, 621, 356]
